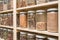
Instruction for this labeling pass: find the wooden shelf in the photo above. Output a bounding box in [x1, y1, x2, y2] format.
[17, 1, 58, 11]
[0, 9, 13, 13]
[17, 27, 58, 37]
[0, 25, 13, 29]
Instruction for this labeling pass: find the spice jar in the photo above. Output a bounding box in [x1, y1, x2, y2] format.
[36, 0, 46, 5]
[20, 12, 27, 28]
[7, 29, 13, 40]
[0, 1, 3, 11]
[0, 14, 3, 25]
[47, 8, 58, 33]
[36, 35, 47, 40]
[3, 28, 8, 40]
[3, 14, 8, 25]
[27, 33, 35, 40]
[47, 0, 58, 2]
[3, 0, 8, 10]
[20, 32, 27, 40]
[8, 13, 13, 26]
[27, 11, 36, 29]
[36, 10, 47, 31]
[26, 0, 36, 6]
[48, 37, 58, 40]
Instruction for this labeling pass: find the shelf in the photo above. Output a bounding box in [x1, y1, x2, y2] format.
[17, 27, 58, 37]
[17, 1, 58, 11]
[0, 25, 13, 29]
[0, 9, 13, 13]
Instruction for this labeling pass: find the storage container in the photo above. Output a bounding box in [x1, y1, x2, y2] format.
[36, 10, 47, 31]
[20, 32, 27, 40]
[20, 12, 27, 28]
[47, 8, 58, 33]
[27, 11, 36, 29]
[27, 33, 35, 40]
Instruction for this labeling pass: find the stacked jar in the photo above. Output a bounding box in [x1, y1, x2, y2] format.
[36, 10, 47, 31]
[47, 8, 58, 33]
[20, 32, 27, 40]
[27, 33, 35, 40]
[36, 35, 48, 40]
[20, 12, 27, 28]
[27, 11, 36, 29]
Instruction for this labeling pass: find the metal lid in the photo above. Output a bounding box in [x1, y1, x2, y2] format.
[36, 35, 46, 38]
[20, 32, 26, 34]
[36, 10, 45, 13]
[20, 12, 27, 14]
[47, 8, 58, 12]
[28, 33, 35, 36]
[28, 11, 35, 13]
[48, 37, 57, 40]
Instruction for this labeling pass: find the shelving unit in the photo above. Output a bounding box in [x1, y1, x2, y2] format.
[0, 0, 59, 40]
[17, 27, 58, 37]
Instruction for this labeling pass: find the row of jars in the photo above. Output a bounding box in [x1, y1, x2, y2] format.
[17, 0, 58, 8]
[18, 8, 58, 33]
[17, 32, 58, 40]
[0, 0, 13, 11]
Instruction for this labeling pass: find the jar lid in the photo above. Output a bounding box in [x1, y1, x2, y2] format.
[36, 10, 45, 13]
[36, 35, 46, 38]
[48, 37, 57, 40]
[20, 32, 26, 34]
[8, 29, 12, 31]
[28, 11, 35, 13]
[28, 33, 35, 36]
[47, 8, 58, 12]
[20, 12, 27, 14]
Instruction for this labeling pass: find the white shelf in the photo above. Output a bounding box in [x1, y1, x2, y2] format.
[17, 1, 58, 11]
[0, 9, 13, 13]
[17, 27, 58, 37]
[0, 25, 13, 29]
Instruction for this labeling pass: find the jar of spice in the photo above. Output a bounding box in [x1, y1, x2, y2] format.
[20, 12, 27, 28]
[27, 33, 35, 40]
[47, 8, 58, 33]
[48, 37, 58, 40]
[0, 1, 3, 11]
[36, 35, 47, 40]
[27, 11, 36, 29]
[26, 0, 36, 6]
[7, 29, 13, 40]
[36, 0, 46, 5]
[36, 10, 47, 31]
[20, 32, 27, 40]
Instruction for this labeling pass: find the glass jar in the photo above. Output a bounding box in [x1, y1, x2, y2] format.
[3, 28, 8, 40]
[0, 1, 3, 11]
[27, 33, 35, 40]
[36, 0, 46, 5]
[26, 0, 36, 6]
[36, 35, 47, 40]
[3, 14, 8, 25]
[7, 29, 13, 40]
[8, 13, 13, 26]
[48, 37, 58, 40]
[3, 0, 8, 10]
[20, 12, 27, 28]
[27, 11, 36, 29]
[47, 8, 58, 33]
[36, 10, 47, 31]
[20, 32, 27, 40]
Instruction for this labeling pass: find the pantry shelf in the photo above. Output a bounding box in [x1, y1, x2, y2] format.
[17, 27, 58, 37]
[0, 9, 13, 13]
[0, 25, 13, 29]
[17, 1, 58, 11]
